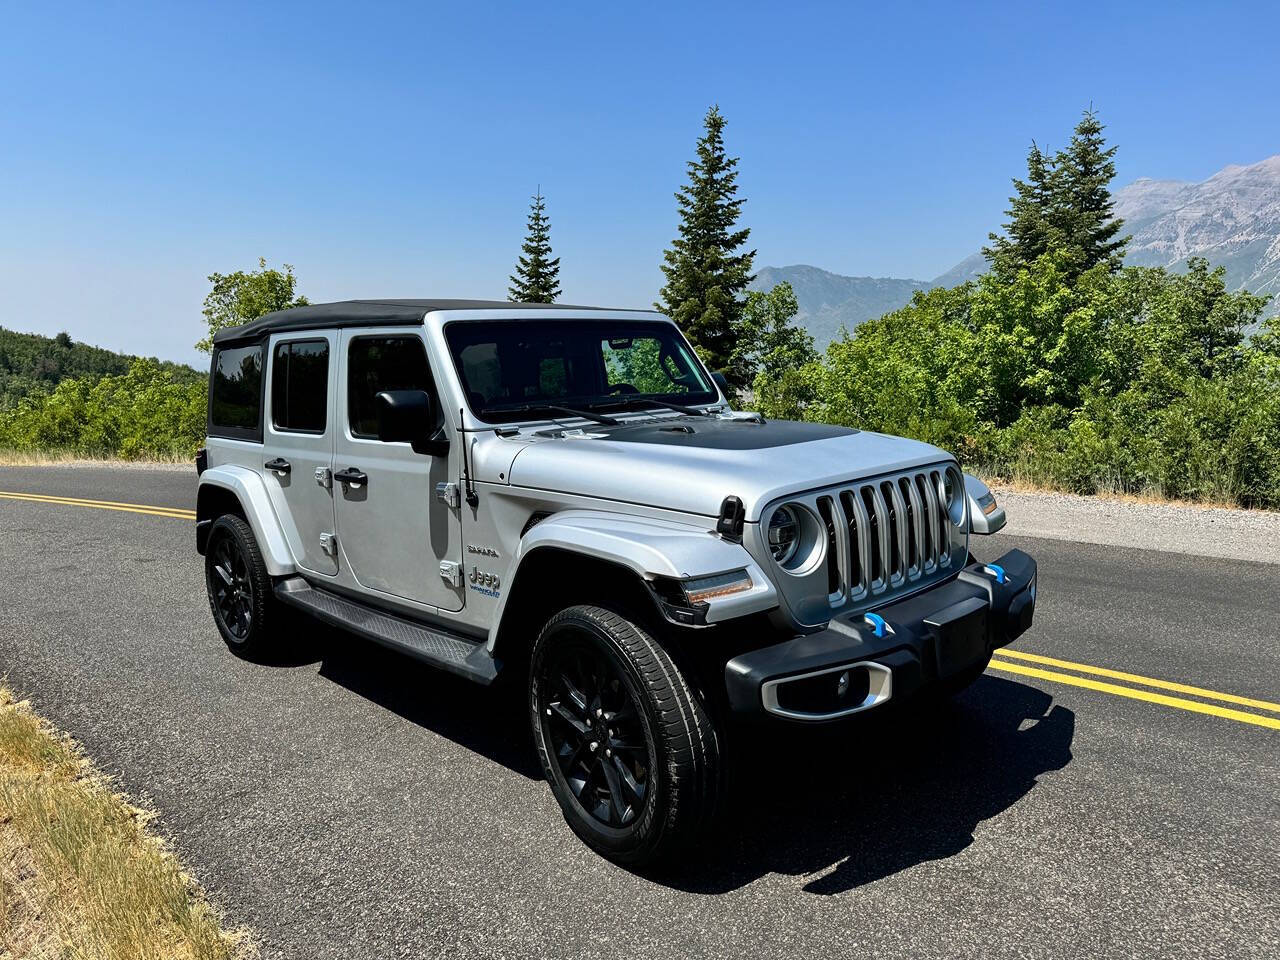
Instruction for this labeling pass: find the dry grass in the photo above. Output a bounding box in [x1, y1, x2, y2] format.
[0, 450, 192, 469]
[980, 468, 1252, 512]
[0, 687, 253, 960]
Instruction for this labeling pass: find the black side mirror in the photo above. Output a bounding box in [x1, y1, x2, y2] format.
[375, 390, 448, 456]
[711, 371, 730, 397]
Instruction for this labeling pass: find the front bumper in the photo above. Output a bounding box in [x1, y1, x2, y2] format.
[724, 548, 1037, 721]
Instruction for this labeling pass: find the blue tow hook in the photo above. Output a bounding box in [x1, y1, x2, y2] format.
[863, 612, 888, 638]
[983, 563, 1007, 584]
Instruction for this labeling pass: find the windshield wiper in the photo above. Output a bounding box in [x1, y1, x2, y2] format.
[592, 397, 712, 418]
[483, 402, 620, 427]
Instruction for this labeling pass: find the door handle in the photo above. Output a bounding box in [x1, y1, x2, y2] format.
[265, 457, 291, 476]
[333, 467, 368, 489]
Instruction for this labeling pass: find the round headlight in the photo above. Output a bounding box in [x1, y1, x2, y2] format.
[768, 505, 800, 564]
[941, 468, 966, 527]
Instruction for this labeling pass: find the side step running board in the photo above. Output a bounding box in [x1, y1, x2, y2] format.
[273, 577, 499, 685]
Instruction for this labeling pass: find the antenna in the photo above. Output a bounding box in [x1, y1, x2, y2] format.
[460, 407, 479, 507]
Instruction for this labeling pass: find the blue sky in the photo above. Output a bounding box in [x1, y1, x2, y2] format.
[3, 1, 1278, 365]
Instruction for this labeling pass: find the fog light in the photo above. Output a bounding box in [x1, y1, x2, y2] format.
[683, 569, 753, 604]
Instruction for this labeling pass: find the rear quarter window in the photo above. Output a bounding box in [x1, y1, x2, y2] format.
[209, 343, 265, 440]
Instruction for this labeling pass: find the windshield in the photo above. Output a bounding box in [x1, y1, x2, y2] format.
[444, 319, 718, 423]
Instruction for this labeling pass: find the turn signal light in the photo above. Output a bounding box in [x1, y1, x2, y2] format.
[683, 570, 754, 604]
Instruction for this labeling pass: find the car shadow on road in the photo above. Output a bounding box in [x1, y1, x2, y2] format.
[295, 620, 543, 781]
[657, 674, 1075, 895]
[264, 617, 1072, 893]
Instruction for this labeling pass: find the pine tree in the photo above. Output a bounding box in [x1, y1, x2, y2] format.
[983, 142, 1062, 277]
[656, 105, 755, 387]
[1055, 108, 1128, 276]
[508, 189, 561, 303]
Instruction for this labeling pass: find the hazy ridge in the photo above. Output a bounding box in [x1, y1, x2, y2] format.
[757, 153, 1280, 347]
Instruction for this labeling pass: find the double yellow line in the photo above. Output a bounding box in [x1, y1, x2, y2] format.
[0, 490, 196, 521]
[3, 487, 1276, 731]
[990, 649, 1280, 730]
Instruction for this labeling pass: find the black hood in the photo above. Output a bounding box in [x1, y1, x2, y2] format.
[597, 416, 856, 451]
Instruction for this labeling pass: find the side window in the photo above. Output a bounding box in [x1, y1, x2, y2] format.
[209, 342, 264, 439]
[347, 336, 434, 438]
[272, 339, 329, 433]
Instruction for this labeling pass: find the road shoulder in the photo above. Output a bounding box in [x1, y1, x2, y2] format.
[994, 487, 1280, 565]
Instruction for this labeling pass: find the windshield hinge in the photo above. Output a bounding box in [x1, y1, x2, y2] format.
[435, 481, 460, 508]
[439, 560, 462, 587]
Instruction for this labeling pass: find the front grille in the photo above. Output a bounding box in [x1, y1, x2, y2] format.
[816, 467, 957, 606]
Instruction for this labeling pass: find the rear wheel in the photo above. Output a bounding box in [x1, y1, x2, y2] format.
[204, 514, 276, 657]
[529, 605, 721, 867]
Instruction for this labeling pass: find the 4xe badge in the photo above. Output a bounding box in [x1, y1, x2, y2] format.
[468, 565, 501, 598]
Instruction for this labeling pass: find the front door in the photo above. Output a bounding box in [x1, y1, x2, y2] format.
[331, 328, 463, 612]
[262, 333, 338, 576]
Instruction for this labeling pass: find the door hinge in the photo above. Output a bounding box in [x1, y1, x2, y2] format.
[315, 467, 332, 489]
[435, 481, 460, 508]
[439, 560, 462, 587]
[319, 532, 337, 557]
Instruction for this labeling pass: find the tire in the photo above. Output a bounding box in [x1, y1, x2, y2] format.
[529, 605, 721, 867]
[204, 514, 276, 658]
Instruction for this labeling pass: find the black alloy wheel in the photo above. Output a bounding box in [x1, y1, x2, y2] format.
[204, 514, 275, 656]
[538, 634, 654, 830]
[210, 533, 254, 641]
[529, 605, 722, 866]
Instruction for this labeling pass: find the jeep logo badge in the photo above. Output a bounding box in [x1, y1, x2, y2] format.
[469, 566, 501, 592]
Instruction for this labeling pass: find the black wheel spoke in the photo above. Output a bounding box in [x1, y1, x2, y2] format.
[598, 754, 628, 822]
[602, 703, 635, 724]
[612, 754, 645, 803]
[549, 701, 588, 737]
[562, 675, 590, 715]
[570, 756, 597, 800]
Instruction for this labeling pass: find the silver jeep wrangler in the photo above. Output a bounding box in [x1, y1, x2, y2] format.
[195, 299, 1036, 866]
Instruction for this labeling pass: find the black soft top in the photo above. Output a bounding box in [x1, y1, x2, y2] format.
[211, 298, 649, 345]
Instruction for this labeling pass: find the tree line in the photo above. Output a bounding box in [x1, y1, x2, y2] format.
[755, 112, 1280, 508]
[2, 106, 1277, 508]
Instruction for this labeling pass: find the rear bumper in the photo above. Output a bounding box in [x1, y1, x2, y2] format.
[724, 548, 1037, 721]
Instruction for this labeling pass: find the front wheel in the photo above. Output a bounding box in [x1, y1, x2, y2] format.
[529, 605, 721, 867]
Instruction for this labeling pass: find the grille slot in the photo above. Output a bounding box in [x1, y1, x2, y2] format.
[817, 466, 957, 607]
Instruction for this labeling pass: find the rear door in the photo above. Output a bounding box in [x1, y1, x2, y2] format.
[331, 328, 463, 611]
[263, 333, 338, 576]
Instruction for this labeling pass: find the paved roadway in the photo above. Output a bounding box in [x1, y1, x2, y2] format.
[1, 466, 1277, 959]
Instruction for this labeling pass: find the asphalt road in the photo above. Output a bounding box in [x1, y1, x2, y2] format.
[1, 465, 1277, 959]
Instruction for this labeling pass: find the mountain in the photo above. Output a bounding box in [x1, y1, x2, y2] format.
[748, 265, 930, 350]
[932, 153, 1280, 301]
[1114, 155, 1280, 298]
[928, 252, 987, 289]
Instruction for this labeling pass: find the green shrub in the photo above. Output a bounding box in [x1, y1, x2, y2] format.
[782, 256, 1279, 508]
[0, 359, 207, 460]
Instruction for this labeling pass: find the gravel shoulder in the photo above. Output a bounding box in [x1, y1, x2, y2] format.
[994, 487, 1280, 565]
